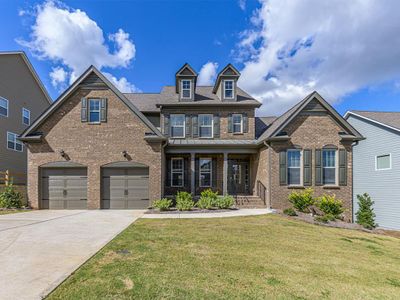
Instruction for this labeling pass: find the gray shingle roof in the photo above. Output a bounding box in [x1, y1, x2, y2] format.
[168, 139, 257, 146]
[348, 111, 400, 131]
[124, 93, 161, 112]
[255, 116, 277, 139]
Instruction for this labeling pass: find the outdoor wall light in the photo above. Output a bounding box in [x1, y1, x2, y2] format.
[60, 149, 66, 158]
[122, 150, 128, 158]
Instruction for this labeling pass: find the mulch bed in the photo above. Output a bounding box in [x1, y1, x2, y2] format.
[145, 207, 239, 214]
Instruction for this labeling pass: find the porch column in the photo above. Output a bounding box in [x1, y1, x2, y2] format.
[191, 152, 195, 195]
[223, 152, 228, 195]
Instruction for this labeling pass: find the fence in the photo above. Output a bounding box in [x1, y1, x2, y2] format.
[0, 170, 28, 205]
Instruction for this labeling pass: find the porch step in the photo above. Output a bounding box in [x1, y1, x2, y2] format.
[234, 196, 266, 208]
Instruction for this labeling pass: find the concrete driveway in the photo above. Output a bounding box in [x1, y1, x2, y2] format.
[0, 210, 144, 300]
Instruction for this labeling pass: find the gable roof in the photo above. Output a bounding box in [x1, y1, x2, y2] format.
[0, 51, 52, 104]
[213, 64, 241, 93]
[257, 91, 364, 144]
[345, 110, 400, 133]
[19, 65, 165, 141]
[175, 63, 197, 93]
[255, 116, 277, 139]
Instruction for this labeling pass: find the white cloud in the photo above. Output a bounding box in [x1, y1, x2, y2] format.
[198, 62, 219, 86]
[236, 0, 400, 115]
[18, 0, 137, 90]
[103, 72, 141, 93]
[238, 0, 246, 11]
[49, 66, 67, 88]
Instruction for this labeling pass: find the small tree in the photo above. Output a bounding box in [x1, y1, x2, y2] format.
[0, 183, 23, 209]
[356, 193, 376, 229]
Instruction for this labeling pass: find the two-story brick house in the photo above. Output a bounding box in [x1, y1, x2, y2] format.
[20, 63, 362, 220]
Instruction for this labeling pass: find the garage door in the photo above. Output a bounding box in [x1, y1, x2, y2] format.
[41, 168, 87, 209]
[102, 168, 149, 209]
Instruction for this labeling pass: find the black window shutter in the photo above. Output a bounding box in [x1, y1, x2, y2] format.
[228, 114, 233, 133]
[315, 149, 323, 186]
[195, 158, 199, 191]
[279, 151, 287, 186]
[100, 98, 107, 122]
[163, 114, 170, 137]
[212, 158, 217, 188]
[166, 158, 171, 187]
[339, 149, 347, 186]
[185, 115, 191, 138]
[81, 98, 87, 122]
[243, 113, 248, 133]
[303, 149, 312, 186]
[213, 114, 220, 138]
[192, 115, 199, 137]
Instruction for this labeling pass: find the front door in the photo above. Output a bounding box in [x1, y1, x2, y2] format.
[228, 159, 250, 195]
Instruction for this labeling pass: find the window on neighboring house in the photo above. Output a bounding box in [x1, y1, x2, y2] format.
[170, 114, 185, 138]
[88, 99, 101, 123]
[171, 158, 184, 187]
[287, 149, 301, 185]
[22, 108, 30, 125]
[181, 80, 191, 98]
[199, 158, 212, 187]
[323, 149, 336, 185]
[232, 114, 243, 133]
[7, 132, 23, 152]
[198, 114, 213, 138]
[376, 154, 391, 170]
[0, 97, 8, 117]
[224, 80, 234, 99]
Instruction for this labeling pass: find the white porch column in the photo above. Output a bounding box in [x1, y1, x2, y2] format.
[191, 152, 195, 195]
[223, 152, 228, 195]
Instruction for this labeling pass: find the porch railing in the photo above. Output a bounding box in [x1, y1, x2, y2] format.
[256, 180, 266, 205]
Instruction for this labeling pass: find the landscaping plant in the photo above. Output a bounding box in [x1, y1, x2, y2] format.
[215, 195, 235, 209]
[196, 189, 218, 209]
[317, 194, 344, 218]
[288, 188, 314, 212]
[152, 198, 173, 211]
[356, 193, 377, 229]
[0, 184, 23, 209]
[283, 208, 297, 216]
[175, 191, 194, 211]
[314, 213, 336, 223]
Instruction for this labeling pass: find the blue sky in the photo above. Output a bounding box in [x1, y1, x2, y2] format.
[1, 0, 400, 116]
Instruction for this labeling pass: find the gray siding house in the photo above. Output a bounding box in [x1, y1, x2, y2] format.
[346, 111, 400, 230]
[0, 52, 51, 183]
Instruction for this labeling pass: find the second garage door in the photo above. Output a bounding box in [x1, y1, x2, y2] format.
[101, 168, 149, 209]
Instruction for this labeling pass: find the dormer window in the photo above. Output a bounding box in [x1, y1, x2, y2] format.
[181, 80, 191, 99]
[224, 80, 234, 99]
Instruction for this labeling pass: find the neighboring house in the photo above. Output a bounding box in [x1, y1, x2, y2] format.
[345, 111, 400, 229]
[0, 52, 52, 183]
[20, 63, 362, 220]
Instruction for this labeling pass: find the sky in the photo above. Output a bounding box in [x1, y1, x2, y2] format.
[1, 0, 400, 116]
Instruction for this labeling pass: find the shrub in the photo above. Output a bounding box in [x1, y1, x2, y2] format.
[283, 208, 297, 216]
[152, 198, 173, 211]
[0, 184, 23, 209]
[196, 189, 218, 209]
[175, 191, 194, 211]
[317, 194, 344, 218]
[356, 193, 377, 229]
[288, 188, 314, 212]
[215, 195, 235, 209]
[314, 213, 336, 223]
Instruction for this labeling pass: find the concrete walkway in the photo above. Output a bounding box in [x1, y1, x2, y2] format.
[142, 208, 273, 219]
[0, 210, 144, 300]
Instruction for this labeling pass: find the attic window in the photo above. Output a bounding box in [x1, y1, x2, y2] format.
[181, 80, 191, 99]
[224, 80, 234, 99]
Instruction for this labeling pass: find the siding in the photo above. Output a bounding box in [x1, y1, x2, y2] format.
[348, 115, 400, 230]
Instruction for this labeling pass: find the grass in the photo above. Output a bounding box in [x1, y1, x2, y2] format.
[48, 214, 400, 300]
[0, 209, 28, 215]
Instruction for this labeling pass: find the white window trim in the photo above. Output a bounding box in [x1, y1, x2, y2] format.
[0, 97, 9, 117]
[198, 114, 213, 138]
[181, 80, 192, 99]
[170, 114, 186, 138]
[322, 149, 338, 186]
[287, 149, 303, 186]
[223, 80, 234, 99]
[232, 113, 243, 134]
[22, 108, 30, 125]
[7, 131, 23, 152]
[375, 153, 392, 171]
[88, 98, 101, 124]
[171, 158, 184, 187]
[199, 158, 212, 187]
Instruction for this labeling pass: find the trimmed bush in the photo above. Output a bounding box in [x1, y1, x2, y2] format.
[153, 198, 173, 211]
[0, 184, 23, 209]
[175, 191, 194, 211]
[283, 208, 297, 216]
[356, 193, 377, 229]
[288, 188, 314, 212]
[197, 189, 218, 209]
[314, 213, 336, 223]
[215, 195, 235, 209]
[317, 194, 344, 218]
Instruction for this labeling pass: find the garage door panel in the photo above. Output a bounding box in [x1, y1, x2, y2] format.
[65, 199, 87, 209]
[49, 200, 65, 210]
[127, 199, 149, 209]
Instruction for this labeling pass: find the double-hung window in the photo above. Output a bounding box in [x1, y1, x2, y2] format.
[232, 114, 243, 133]
[22, 108, 30, 125]
[181, 80, 191, 99]
[287, 150, 301, 185]
[0, 97, 8, 117]
[323, 149, 336, 185]
[376, 154, 391, 170]
[198, 114, 213, 138]
[170, 114, 185, 138]
[7, 132, 23, 152]
[224, 80, 234, 99]
[88, 99, 101, 123]
[199, 158, 212, 187]
[171, 158, 184, 187]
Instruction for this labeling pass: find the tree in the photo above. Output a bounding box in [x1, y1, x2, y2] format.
[356, 193, 376, 229]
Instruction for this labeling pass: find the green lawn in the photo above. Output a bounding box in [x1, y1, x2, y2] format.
[48, 215, 400, 300]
